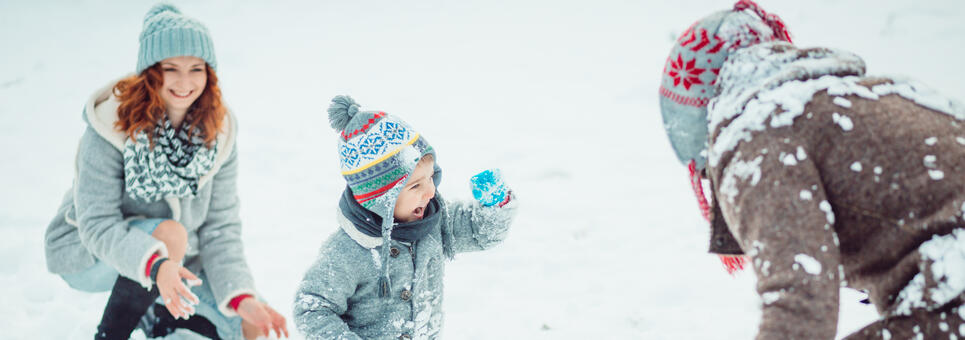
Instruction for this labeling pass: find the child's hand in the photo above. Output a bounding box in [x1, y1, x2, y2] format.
[156, 261, 200, 320]
[238, 298, 289, 338]
[471, 169, 510, 207]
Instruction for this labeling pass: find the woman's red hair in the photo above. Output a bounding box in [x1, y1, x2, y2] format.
[113, 63, 226, 147]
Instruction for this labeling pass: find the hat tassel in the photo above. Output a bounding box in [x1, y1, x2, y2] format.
[689, 160, 747, 274]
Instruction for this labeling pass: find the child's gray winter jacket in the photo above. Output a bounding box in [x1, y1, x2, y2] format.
[294, 196, 517, 340]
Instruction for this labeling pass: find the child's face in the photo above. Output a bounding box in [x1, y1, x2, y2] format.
[393, 157, 436, 223]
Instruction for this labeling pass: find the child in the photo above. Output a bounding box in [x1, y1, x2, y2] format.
[659, 1, 965, 339]
[293, 96, 518, 339]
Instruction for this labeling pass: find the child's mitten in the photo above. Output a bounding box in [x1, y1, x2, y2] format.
[470, 169, 510, 207]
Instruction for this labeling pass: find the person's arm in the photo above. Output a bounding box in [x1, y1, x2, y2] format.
[195, 146, 258, 316]
[715, 146, 841, 340]
[73, 127, 168, 289]
[293, 247, 364, 340]
[440, 193, 518, 257]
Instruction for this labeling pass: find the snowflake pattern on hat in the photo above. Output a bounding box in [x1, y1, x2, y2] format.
[658, 0, 792, 169]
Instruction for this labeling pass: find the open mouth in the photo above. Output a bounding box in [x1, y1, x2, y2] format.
[412, 206, 425, 219]
[169, 89, 194, 98]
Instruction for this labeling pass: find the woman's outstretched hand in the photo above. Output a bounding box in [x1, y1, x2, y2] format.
[155, 261, 201, 319]
[238, 297, 289, 338]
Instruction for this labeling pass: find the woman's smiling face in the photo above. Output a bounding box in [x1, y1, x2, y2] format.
[158, 56, 207, 116]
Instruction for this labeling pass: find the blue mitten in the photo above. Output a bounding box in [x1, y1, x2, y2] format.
[470, 169, 509, 207]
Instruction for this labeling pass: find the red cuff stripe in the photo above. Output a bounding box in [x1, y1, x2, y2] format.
[229, 294, 254, 311]
[497, 191, 512, 208]
[145, 253, 160, 278]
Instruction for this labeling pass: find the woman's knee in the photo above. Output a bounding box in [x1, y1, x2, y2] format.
[152, 219, 187, 242]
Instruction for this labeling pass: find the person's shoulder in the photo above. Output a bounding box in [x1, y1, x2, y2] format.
[78, 126, 123, 158]
[317, 227, 372, 264]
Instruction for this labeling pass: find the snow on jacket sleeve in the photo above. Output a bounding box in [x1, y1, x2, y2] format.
[440, 193, 518, 256]
[293, 239, 364, 340]
[714, 146, 842, 340]
[73, 127, 168, 289]
[196, 145, 258, 317]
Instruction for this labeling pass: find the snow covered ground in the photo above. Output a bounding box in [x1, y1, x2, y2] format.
[2, 0, 963, 339]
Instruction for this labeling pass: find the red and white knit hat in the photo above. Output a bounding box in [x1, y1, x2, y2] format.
[659, 0, 792, 274]
[659, 0, 792, 171]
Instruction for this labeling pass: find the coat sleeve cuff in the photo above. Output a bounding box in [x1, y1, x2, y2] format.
[136, 242, 168, 289]
[218, 289, 258, 317]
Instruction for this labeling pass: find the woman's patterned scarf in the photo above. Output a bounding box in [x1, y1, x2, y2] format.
[123, 113, 217, 202]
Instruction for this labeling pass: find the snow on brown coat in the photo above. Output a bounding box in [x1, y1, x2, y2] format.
[706, 42, 965, 340]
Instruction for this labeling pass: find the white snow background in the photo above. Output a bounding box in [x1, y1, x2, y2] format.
[1, 0, 963, 339]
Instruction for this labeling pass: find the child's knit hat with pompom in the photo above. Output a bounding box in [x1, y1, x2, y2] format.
[328, 95, 436, 297]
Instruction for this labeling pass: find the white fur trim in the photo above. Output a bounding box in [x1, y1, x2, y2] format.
[337, 208, 382, 249]
[197, 111, 235, 189]
[164, 196, 182, 221]
[82, 77, 236, 182]
[86, 76, 129, 150]
[217, 289, 258, 317]
[137, 242, 169, 289]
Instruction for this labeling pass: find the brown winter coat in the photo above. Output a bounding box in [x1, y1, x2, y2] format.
[706, 42, 965, 340]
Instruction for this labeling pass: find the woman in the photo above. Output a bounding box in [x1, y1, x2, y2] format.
[43, 4, 287, 339]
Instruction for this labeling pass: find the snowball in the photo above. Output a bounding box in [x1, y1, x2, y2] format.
[929, 170, 945, 180]
[800, 190, 813, 201]
[925, 137, 937, 146]
[874, 166, 882, 175]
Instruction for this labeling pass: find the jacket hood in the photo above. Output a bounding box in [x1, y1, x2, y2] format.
[706, 42, 867, 167]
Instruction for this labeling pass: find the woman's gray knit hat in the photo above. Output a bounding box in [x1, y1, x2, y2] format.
[136, 3, 217, 74]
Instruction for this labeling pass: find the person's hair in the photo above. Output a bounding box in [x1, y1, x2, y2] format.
[113, 63, 226, 147]
[420, 153, 435, 162]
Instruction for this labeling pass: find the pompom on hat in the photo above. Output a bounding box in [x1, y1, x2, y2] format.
[136, 3, 217, 74]
[658, 0, 792, 170]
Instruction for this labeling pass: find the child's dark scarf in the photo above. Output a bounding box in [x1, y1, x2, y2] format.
[339, 187, 440, 243]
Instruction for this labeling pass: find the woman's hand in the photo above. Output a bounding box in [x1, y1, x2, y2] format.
[238, 297, 289, 338]
[155, 260, 201, 319]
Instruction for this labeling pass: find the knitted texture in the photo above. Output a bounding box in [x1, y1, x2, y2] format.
[329, 96, 435, 213]
[136, 3, 216, 74]
[327, 95, 435, 298]
[658, 0, 791, 169]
